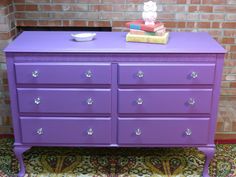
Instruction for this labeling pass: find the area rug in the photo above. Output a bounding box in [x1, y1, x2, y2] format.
[0, 138, 235, 177]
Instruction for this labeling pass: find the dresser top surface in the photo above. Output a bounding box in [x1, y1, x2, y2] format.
[4, 31, 226, 54]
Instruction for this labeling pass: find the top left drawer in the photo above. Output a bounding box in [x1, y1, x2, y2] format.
[14, 63, 112, 85]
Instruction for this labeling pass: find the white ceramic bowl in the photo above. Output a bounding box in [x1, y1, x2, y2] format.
[71, 33, 96, 42]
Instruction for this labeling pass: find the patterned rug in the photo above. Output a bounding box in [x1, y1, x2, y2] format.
[0, 138, 235, 177]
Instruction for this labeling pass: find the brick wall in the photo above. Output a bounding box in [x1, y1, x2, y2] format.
[0, 0, 16, 134]
[0, 0, 236, 136]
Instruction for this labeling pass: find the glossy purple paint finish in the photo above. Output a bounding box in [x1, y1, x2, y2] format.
[20, 117, 111, 144]
[118, 118, 209, 145]
[118, 89, 212, 114]
[15, 63, 111, 85]
[4, 31, 225, 53]
[4, 32, 226, 177]
[17, 88, 111, 114]
[118, 63, 215, 85]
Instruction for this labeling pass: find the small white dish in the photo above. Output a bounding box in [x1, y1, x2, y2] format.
[71, 33, 96, 42]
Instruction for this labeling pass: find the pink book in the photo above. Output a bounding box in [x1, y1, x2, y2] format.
[125, 20, 164, 32]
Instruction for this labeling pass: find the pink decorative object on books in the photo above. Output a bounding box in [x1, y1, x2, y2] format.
[142, 1, 157, 26]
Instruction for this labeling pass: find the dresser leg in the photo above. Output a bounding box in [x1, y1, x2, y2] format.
[198, 147, 215, 177]
[14, 146, 31, 177]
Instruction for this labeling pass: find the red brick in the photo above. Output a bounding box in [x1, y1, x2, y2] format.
[199, 6, 213, 12]
[224, 30, 236, 36]
[186, 22, 195, 28]
[100, 12, 124, 20]
[213, 6, 226, 12]
[164, 21, 177, 28]
[200, 14, 224, 21]
[15, 5, 38, 11]
[158, 14, 175, 20]
[88, 21, 111, 27]
[126, 0, 143, 3]
[17, 20, 37, 26]
[212, 22, 220, 28]
[38, 20, 61, 26]
[202, 0, 227, 4]
[0, 32, 10, 40]
[40, 5, 62, 11]
[102, 0, 126, 3]
[188, 6, 198, 12]
[112, 4, 139, 12]
[177, 22, 186, 28]
[0, 0, 12, 6]
[230, 82, 236, 88]
[230, 46, 236, 52]
[190, 0, 201, 3]
[89, 5, 112, 11]
[225, 7, 236, 13]
[163, 5, 185, 12]
[197, 22, 211, 28]
[177, 0, 186, 3]
[222, 22, 236, 28]
[112, 21, 127, 27]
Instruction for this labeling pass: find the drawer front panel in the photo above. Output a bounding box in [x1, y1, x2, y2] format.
[15, 63, 111, 85]
[20, 117, 111, 144]
[118, 63, 215, 85]
[118, 118, 209, 145]
[118, 89, 212, 114]
[17, 88, 111, 114]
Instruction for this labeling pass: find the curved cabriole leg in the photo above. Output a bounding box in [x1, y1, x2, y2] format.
[13, 146, 31, 177]
[198, 147, 215, 177]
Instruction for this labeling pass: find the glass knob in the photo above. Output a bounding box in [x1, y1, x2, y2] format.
[185, 128, 192, 136]
[32, 70, 39, 78]
[135, 128, 142, 136]
[188, 98, 195, 106]
[137, 71, 144, 78]
[85, 70, 92, 78]
[190, 71, 198, 79]
[37, 128, 43, 135]
[87, 98, 93, 105]
[87, 128, 93, 136]
[34, 97, 41, 105]
[136, 98, 143, 105]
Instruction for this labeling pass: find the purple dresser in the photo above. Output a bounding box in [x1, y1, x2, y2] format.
[4, 31, 226, 177]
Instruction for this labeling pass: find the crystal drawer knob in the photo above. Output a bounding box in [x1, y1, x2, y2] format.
[85, 70, 92, 78]
[137, 71, 144, 78]
[136, 98, 143, 105]
[135, 128, 142, 136]
[87, 128, 93, 136]
[185, 128, 192, 136]
[32, 70, 39, 78]
[188, 98, 195, 106]
[34, 97, 41, 105]
[87, 98, 93, 105]
[190, 71, 198, 79]
[37, 128, 43, 135]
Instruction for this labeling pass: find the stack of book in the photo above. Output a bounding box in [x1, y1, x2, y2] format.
[125, 20, 169, 44]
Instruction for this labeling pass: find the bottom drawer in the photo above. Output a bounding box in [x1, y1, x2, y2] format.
[20, 117, 111, 144]
[118, 118, 209, 145]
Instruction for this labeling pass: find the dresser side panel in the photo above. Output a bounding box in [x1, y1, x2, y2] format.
[209, 54, 225, 143]
[6, 53, 22, 143]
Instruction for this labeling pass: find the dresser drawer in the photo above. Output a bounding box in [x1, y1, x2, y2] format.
[17, 88, 111, 114]
[118, 89, 212, 114]
[15, 63, 111, 85]
[20, 117, 111, 144]
[118, 63, 215, 85]
[118, 118, 209, 145]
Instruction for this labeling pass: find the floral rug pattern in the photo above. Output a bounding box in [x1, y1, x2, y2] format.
[0, 138, 236, 177]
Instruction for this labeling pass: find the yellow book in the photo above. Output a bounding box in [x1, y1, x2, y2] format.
[126, 32, 169, 44]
